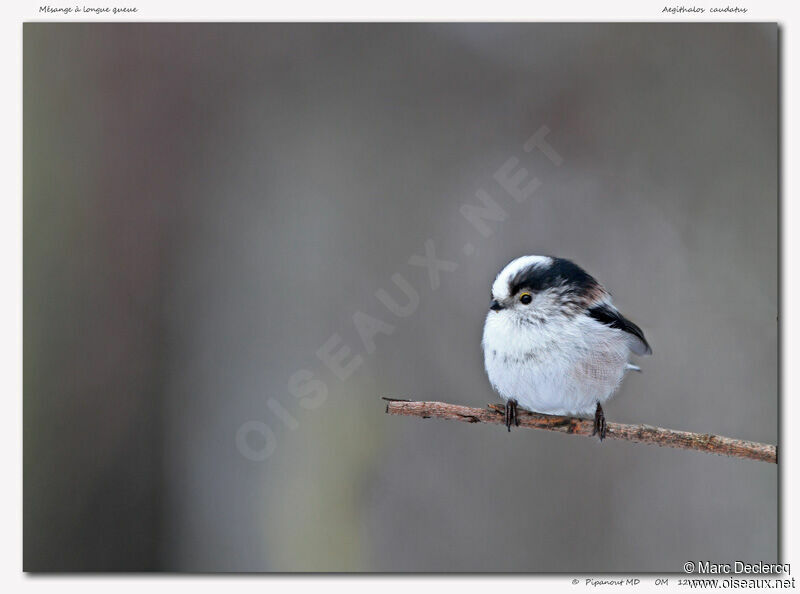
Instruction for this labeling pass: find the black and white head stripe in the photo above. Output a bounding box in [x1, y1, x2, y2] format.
[507, 257, 602, 300]
[587, 303, 652, 356]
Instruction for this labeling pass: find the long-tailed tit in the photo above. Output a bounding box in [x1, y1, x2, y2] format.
[482, 255, 651, 439]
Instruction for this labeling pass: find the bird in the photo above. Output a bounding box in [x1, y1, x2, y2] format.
[482, 255, 651, 439]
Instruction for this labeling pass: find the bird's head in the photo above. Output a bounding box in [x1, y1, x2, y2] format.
[488, 255, 606, 325]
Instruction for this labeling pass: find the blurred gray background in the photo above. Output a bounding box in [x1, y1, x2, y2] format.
[24, 23, 778, 571]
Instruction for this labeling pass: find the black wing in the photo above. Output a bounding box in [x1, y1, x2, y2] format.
[587, 304, 652, 356]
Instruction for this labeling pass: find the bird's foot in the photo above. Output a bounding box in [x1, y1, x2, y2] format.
[592, 402, 607, 441]
[505, 399, 520, 432]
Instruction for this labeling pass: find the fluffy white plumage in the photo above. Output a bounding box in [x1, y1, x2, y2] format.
[482, 255, 650, 417]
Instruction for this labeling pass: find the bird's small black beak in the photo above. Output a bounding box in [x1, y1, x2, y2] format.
[490, 299, 504, 311]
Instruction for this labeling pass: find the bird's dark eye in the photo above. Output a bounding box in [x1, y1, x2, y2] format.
[519, 293, 532, 305]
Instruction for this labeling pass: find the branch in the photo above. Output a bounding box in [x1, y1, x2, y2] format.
[383, 399, 777, 464]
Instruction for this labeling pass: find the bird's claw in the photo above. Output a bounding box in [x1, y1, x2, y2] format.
[505, 399, 519, 432]
[593, 402, 607, 441]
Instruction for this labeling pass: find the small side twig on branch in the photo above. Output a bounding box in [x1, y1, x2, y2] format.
[383, 398, 777, 464]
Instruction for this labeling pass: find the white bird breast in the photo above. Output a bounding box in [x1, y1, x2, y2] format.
[482, 309, 631, 417]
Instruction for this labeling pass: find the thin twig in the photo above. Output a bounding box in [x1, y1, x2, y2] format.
[383, 399, 776, 464]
